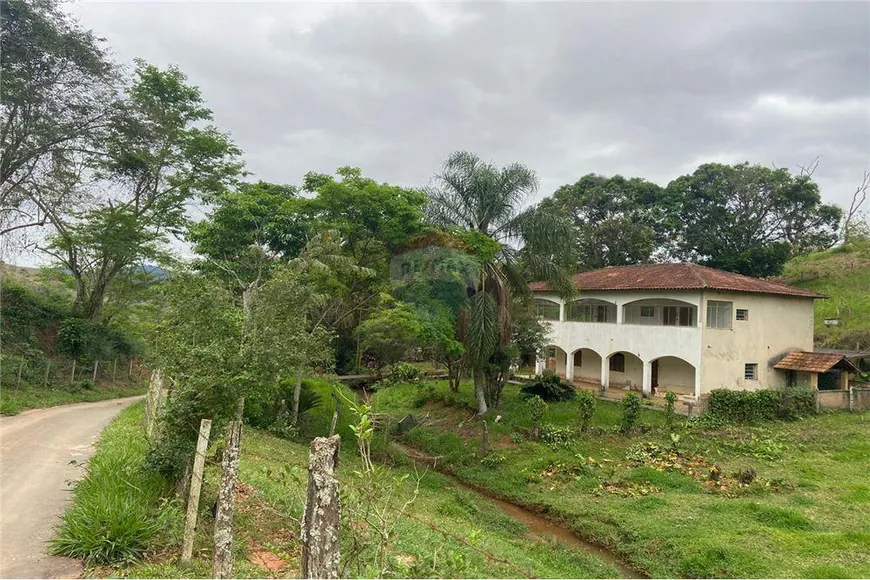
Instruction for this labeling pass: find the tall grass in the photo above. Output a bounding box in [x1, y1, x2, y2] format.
[51, 402, 181, 565]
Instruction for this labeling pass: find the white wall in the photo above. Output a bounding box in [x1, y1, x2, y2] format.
[699, 291, 815, 393]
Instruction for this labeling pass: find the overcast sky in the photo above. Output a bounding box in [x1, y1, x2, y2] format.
[67, 0, 869, 210]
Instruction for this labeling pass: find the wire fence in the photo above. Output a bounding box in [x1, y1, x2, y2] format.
[0, 352, 148, 390]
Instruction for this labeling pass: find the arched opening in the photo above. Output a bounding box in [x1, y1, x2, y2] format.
[623, 298, 697, 327]
[607, 351, 643, 390]
[545, 345, 568, 377]
[535, 299, 561, 321]
[651, 356, 696, 396]
[566, 299, 617, 323]
[571, 348, 602, 385]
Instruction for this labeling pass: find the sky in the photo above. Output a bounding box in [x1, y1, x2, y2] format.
[12, 1, 870, 267]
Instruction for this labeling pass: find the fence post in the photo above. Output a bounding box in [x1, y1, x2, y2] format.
[848, 386, 855, 413]
[17, 360, 24, 389]
[129, 358, 134, 378]
[328, 396, 341, 437]
[112, 358, 117, 383]
[213, 400, 244, 579]
[180, 418, 212, 567]
[301, 435, 341, 579]
[480, 420, 489, 457]
[43, 359, 51, 388]
[92, 360, 99, 384]
[70, 360, 76, 384]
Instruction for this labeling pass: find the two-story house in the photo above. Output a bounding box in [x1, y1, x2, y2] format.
[530, 262, 834, 399]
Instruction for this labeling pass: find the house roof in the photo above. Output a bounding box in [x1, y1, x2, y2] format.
[773, 351, 860, 374]
[529, 263, 824, 299]
[813, 348, 870, 360]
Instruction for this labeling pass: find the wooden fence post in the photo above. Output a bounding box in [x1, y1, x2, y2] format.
[328, 396, 341, 437]
[70, 360, 76, 383]
[213, 401, 244, 579]
[92, 360, 99, 384]
[16, 360, 24, 389]
[480, 420, 489, 457]
[129, 358, 134, 378]
[112, 358, 117, 382]
[301, 435, 341, 579]
[180, 419, 212, 566]
[43, 360, 51, 388]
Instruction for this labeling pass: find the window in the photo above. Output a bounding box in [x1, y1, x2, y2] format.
[573, 351, 582, 367]
[736, 309, 749, 321]
[663, 306, 694, 327]
[568, 302, 612, 323]
[744, 363, 758, 380]
[640, 306, 655, 318]
[535, 299, 560, 321]
[707, 301, 733, 329]
[610, 353, 625, 372]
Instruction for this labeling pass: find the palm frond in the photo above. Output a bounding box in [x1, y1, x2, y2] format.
[465, 290, 499, 366]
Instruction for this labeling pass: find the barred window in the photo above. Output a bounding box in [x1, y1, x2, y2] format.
[707, 301, 732, 329]
[736, 309, 749, 321]
[610, 353, 625, 372]
[744, 363, 758, 380]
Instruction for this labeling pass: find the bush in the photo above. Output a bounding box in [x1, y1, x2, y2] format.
[621, 392, 641, 433]
[664, 391, 677, 431]
[387, 361, 424, 382]
[67, 380, 95, 393]
[706, 387, 816, 423]
[520, 370, 576, 402]
[52, 403, 178, 565]
[576, 391, 596, 432]
[541, 424, 574, 450]
[526, 395, 548, 439]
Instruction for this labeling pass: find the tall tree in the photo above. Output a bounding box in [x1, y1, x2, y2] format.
[668, 162, 842, 277]
[43, 62, 242, 318]
[426, 151, 574, 414]
[0, 0, 117, 237]
[537, 174, 676, 271]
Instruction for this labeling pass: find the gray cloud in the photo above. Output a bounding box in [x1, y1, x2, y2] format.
[72, 0, 870, 209]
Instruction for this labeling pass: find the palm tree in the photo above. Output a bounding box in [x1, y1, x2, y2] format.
[426, 151, 575, 414]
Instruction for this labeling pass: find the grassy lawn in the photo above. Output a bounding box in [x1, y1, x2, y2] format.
[0, 382, 147, 415]
[84, 387, 620, 578]
[372, 380, 870, 578]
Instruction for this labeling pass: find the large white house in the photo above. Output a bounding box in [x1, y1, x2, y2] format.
[530, 262, 845, 400]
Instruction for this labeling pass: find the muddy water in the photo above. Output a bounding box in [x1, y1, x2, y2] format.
[392, 442, 643, 579]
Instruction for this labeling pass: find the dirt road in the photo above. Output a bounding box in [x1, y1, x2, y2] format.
[0, 397, 142, 579]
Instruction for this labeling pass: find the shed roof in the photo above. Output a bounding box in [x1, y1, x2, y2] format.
[773, 351, 860, 374]
[529, 263, 824, 299]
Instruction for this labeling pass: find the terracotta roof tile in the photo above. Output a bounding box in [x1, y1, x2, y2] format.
[773, 351, 859, 373]
[529, 263, 824, 298]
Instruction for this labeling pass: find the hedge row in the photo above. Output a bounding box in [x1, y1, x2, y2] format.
[706, 387, 816, 423]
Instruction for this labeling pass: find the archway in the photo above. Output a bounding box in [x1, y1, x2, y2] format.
[650, 356, 696, 395]
[545, 345, 568, 377]
[606, 351, 643, 390]
[571, 348, 602, 385]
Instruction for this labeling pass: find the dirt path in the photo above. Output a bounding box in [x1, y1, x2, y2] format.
[391, 441, 644, 578]
[0, 396, 142, 579]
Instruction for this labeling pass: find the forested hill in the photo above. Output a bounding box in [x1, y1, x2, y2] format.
[780, 238, 870, 349]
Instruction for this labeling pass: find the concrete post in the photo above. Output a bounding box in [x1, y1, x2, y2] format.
[558, 301, 565, 322]
[180, 418, 212, 566]
[642, 360, 652, 397]
[694, 365, 702, 400]
[616, 301, 624, 325]
[301, 435, 341, 579]
[600, 356, 610, 391]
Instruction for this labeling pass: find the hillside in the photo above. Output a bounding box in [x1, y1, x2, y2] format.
[780, 238, 870, 350]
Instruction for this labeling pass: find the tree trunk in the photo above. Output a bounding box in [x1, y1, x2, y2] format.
[292, 368, 303, 425]
[474, 366, 488, 415]
[301, 435, 341, 579]
[213, 402, 244, 579]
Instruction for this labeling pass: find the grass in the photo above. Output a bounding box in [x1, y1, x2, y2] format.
[51, 402, 181, 565]
[0, 382, 146, 415]
[781, 239, 870, 349]
[372, 380, 870, 578]
[100, 394, 620, 578]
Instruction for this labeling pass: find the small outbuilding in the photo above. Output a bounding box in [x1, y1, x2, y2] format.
[773, 351, 860, 390]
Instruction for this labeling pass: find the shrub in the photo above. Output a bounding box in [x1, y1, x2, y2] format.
[526, 395, 548, 439]
[621, 392, 641, 433]
[67, 380, 94, 393]
[541, 424, 574, 450]
[706, 388, 816, 423]
[576, 391, 596, 432]
[520, 370, 576, 402]
[664, 391, 677, 431]
[387, 361, 424, 382]
[480, 453, 506, 468]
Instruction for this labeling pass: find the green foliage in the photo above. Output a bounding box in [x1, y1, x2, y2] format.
[520, 370, 577, 402]
[706, 387, 817, 423]
[387, 361, 424, 382]
[540, 424, 574, 450]
[479, 453, 506, 468]
[664, 391, 678, 432]
[357, 302, 425, 369]
[525, 394, 548, 439]
[576, 390, 596, 432]
[621, 391, 642, 433]
[668, 162, 841, 276]
[51, 403, 179, 565]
